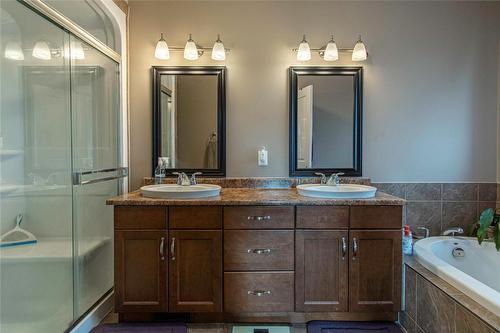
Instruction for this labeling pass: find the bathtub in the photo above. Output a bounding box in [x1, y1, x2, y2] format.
[413, 236, 500, 317]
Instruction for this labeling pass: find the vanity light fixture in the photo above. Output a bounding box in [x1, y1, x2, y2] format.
[184, 34, 199, 61]
[4, 41, 24, 60]
[153, 33, 230, 61]
[297, 34, 311, 61]
[154, 33, 170, 60]
[293, 34, 368, 62]
[351, 35, 367, 61]
[32, 41, 51, 60]
[211, 34, 226, 61]
[323, 35, 338, 61]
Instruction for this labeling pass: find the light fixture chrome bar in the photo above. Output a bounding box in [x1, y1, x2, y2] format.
[167, 46, 231, 52]
[21, 0, 121, 63]
[292, 47, 356, 53]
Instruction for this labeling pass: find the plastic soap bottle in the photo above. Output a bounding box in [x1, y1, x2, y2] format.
[402, 225, 413, 255]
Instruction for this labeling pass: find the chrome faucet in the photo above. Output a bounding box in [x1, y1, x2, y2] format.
[417, 226, 430, 238]
[327, 172, 345, 185]
[315, 172, 344, 185]
[190, 172, 202, 185]
[172, 172, 190, 186]
[442, 227, 464, 237]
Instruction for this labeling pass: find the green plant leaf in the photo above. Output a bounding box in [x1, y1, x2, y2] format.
[477, 208, 494, 244]
[494, 224, 500, 252]
[466, 223, 477, 237]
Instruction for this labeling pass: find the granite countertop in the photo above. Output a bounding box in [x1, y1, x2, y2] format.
[106, 188, 405, 206]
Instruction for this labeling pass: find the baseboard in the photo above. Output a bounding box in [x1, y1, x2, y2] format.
[69, 292, 114, 333]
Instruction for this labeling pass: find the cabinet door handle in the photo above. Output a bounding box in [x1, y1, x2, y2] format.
[247, 290, 271, 296]
[341, 237, 347, 260]
[247, 248, 272, 254]
[170, 237, 176, 260]
[247, 215, 271, 221]
[353, 237, 358, 260]
[160, 237, 165, 260]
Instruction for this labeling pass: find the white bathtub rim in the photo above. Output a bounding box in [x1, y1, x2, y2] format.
[413, 236, 500, 317]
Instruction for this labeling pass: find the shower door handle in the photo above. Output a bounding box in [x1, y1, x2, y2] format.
[72, 167, 128, 185]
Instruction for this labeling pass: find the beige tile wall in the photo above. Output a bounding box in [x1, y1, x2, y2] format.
[372, 183, 498, 236]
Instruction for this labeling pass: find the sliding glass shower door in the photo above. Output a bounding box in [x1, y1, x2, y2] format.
[70, 35, 121, 318]
[0, 1, 74, 332]
[0, 1, 122, 332]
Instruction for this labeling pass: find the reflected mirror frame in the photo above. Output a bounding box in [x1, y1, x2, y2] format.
[289, 66, 363, 177]
[152, 66, 226, 176]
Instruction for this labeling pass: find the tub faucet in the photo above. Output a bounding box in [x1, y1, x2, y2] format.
[442, 227, 464, 237]
[417, 226, 430, 238]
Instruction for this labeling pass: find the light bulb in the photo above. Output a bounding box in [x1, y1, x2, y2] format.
[154, 33, 170, 60]
[297, 34, 311, 61]
[32, 41, 51, 60]
[352, 35, 367, 61]
[323, 36, 338, 61]
[4, 41, 24, 60]
[211, 34, 225, 61]
[184, 34, 199, 61]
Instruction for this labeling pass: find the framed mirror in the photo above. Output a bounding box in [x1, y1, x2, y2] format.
[289, 66, 362, 176]
[152, 66, 226, 176]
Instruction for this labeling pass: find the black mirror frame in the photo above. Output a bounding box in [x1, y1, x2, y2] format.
[289, 66, 363, 177]
[152, 66, 226, 177]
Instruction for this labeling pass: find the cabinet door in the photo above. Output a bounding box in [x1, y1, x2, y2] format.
[349, 230, 402, 312]
[295, 230, 349, 312]
[114, 230, 167, 312]
[169, 230, 222, 312]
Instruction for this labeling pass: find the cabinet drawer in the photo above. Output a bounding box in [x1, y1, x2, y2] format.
[224, 272, 294, 312]
[224, 230, 294, 271]
[224, 206, 294, 229]
[296, 206, 349, 229]
[350, 206, 403, 229]
[114, 206, 167, 230]
[169, 206, 222, 229]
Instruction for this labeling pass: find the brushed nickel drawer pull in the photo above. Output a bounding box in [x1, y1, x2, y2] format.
[353, 237, 358, 261]
[341, 237, 347, 260]
[160, 237, 165, 260]
[170, 237, 176, 261]
[247, 215, 271, 221]
[247, 248, 272, 254]
[247, 290, 271, 296]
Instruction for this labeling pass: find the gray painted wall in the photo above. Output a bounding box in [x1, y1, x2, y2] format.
[128, 1, 500, 189]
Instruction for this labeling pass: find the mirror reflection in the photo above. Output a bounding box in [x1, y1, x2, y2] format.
[297, 75, 354, 169]
[290, 67, 362, 176]
[153, 67, 226, 176]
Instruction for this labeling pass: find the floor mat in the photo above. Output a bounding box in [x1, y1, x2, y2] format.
[307, 321, 402, 333]
[90, 323, 187, 333]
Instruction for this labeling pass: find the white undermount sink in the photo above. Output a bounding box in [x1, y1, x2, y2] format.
[296, 184, 377, 199]
[140, 184, 222, 199]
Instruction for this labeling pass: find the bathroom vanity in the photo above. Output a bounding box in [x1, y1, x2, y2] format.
[107, 187, 404, 323]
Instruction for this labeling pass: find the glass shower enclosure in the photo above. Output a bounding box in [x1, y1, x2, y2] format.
[0, 1, 124, 332]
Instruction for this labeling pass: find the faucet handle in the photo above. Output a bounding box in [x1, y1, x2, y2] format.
[315, 173, 327, 184]
[327, 172, 345, 185]
[190, 172, 202, 185]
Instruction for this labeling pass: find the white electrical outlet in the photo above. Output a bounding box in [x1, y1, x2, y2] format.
[258, 146, 268, 166]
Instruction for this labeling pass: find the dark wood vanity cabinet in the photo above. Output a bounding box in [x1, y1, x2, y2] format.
[113, 204, 403, 320]
[295, 230, 349, 312]
[114, 230, 168, 312]
[349, 230, 402, 312]
[168, 230, 222, 312]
